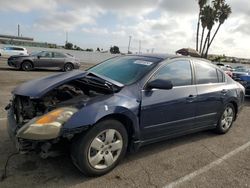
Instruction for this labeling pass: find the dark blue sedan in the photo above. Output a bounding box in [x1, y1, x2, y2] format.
[6, 54, 245, 176]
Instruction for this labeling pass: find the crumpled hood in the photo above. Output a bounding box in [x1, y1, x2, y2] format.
[13, 70, 87, 98]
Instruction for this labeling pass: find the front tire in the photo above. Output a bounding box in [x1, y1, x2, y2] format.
[215, 103, 235, 134]
[71, 119, 128, 176]
[21, 61, 33, 71]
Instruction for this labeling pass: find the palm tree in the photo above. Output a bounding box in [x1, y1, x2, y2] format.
[196, 0, 208, 51]
[207, 3, 232, 51]
[200, 5, 216, 57]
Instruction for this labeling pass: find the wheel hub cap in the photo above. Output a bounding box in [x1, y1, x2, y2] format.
[221, 107, 234, 130]
[88, 129, 123, 170]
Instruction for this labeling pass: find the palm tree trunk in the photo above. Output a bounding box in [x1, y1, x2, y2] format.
[196, 12, 201, 51]
[207, 24, 221, 51]
[201, 30, 209, 57]
[199, 27, 205, 53]
[204, 30, 211, 58]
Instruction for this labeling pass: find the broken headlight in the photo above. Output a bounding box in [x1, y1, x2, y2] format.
[17, 107, 78, 140]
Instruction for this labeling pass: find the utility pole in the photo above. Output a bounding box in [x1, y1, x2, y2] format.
[17, 24, 20, 37]
[139, 40, 141, 54]
[128, 35, 132, 54]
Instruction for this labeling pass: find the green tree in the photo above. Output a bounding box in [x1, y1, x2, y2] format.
[206, 2, 232, 55]
[196, 0, 232, 58]
[65, 42, 73, 50]
[196, 0, 208, 51]
[110, 46, 120, 54]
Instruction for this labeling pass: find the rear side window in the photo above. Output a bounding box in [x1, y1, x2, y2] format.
[195, 61, 218, 84]
[53, 52, 66, 58]
[152, 60, 192, 87]
[217, 70, 225, 82]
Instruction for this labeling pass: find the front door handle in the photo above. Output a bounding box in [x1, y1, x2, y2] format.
[186, 95, 197, 102]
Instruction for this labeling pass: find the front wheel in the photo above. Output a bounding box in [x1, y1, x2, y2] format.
[215, 103, 235, 134]
[71, 119, 128, 176]
[21, 61, 33, 71]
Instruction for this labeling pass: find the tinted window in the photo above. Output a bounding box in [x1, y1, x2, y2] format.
[217, 69, 224, 82]
[195, 61, 218, 84]
[53, 52, 66, 58]
[38, 51, 52, 58]
[89, 56, 159, 85]
[152, 60, 192, 87]
[13, 47, 24, 51]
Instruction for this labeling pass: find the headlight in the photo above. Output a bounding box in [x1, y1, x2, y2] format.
[17, 107, 77, 140]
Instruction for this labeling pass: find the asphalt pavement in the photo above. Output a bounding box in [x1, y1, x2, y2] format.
[0, 59, 249, 188]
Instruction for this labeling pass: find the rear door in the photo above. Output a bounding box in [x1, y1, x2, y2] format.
[51, 52, 66, 68]
[140, 59, 198, 140]
[193, 60, 226, 127]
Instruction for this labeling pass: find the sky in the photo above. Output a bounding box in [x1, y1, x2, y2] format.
[0, 0, 250, 58]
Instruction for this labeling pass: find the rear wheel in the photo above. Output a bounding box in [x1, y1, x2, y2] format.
[63, 63, 74, 72]
[21, 61, 33, 71]
[215, 103, 235, 134]
[71, 119, 128, 176]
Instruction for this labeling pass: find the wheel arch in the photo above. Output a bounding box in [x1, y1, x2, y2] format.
[21, 60, 34, 68]
[96, 113, 135, 140]
[229, 100, 238, 120]
[65, 62, 74, 68]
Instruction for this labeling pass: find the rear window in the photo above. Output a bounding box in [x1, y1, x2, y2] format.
[217, 70, 225, 82]
[194, 60, 219, 84]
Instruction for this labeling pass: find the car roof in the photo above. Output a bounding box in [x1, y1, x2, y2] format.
[127, 53, 179, 60]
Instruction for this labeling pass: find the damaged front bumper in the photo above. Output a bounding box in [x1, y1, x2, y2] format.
[6, 105, 88, 158]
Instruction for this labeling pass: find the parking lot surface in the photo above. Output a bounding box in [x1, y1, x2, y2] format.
[0, 59, 250, 188]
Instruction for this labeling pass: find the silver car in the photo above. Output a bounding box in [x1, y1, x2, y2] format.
[7, 51, 80, 71]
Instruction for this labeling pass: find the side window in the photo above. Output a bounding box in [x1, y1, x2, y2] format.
[152, 60, 192, 87]
[40, 51, 52, 57]
[13, 47, 23, 51]
[195, 61, 218, 84]
[217, 69, 224, 82]
[53, 52, 66, 58]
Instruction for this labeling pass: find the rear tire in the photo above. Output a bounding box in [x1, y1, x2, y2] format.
[215, 103, 235, 134]
[63, 63, 74, 72]
[21, 61, 33, 71]
[71, 119, 128, 176]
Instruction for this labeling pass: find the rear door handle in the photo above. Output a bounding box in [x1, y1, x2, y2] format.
[221, 89, 228, 94]
[186, 95, 197, 102]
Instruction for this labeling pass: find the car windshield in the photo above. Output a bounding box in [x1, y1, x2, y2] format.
[88, 56, 160, 85]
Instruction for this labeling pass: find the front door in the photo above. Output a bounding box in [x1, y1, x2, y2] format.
[34, 51, 52, 68]
[140, 59, 198, 140]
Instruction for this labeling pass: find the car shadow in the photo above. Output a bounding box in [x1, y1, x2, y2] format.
[6, 130, 218, 186]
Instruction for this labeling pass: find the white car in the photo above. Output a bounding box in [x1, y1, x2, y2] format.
[0, 46, 28, 57]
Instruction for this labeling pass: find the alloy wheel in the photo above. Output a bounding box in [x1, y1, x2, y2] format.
[220, 106, 234, 130]
[88, 129, 123, 170]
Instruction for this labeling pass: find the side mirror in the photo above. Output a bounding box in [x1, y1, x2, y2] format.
[37, 55, 41, 59]
[147, 79, 173, 90]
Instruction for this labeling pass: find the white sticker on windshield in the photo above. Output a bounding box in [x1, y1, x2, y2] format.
[134, 60, 153, 66]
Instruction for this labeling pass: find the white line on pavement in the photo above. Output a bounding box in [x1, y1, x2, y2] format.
[164, 140, 250, 188]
